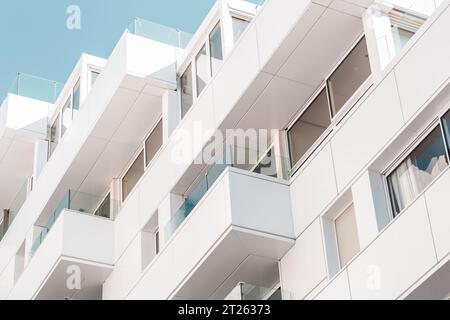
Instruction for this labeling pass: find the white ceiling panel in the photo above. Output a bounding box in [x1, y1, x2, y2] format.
[277, 8, 364, 87]
[89, 88, 140, 141]
[111, 92, 162, 146]
[237, 76, 315, 130]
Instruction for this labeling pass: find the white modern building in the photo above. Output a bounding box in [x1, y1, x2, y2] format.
[0, 0, 449, 300]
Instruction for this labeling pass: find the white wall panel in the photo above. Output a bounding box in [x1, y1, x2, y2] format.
[331, 72, 404, 191]
[347, 197, 437, 299]
[280, 220, 327, 299]
[395, 4, 450, 121]
[315, 270, 352, 300]
[424, 169, 450, 260]
[290, 144, 338, 236]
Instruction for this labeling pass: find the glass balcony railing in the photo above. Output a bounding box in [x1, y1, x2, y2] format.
[238, 283, 292, 300]
[8, 73, 64, 104]
[165, 162, 229, 241]
[31, 190, 119, 256]
[127, 18, 193, 49]
[165, 146, 290, 241]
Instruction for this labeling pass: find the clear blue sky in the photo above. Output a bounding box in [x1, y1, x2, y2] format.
[0, 0, 246, 101]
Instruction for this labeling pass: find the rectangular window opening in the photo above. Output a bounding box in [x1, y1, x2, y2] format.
[232, 16, 250, 43]
[209, 22, 223, 76]
[327, 37, 371, 116]
[195, 44, 208, 97]
[122, 151, 145, 201]
[49, 115, 61, 158]
[180, 64, 193, 119]
[387, 125, 449, 216]
[145, 119, 163, 167]
[335, 204, 360, 268]
[288, 88, 331, 168]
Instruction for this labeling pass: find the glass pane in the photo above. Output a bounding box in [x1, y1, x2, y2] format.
[209, 23, 223, 76]
[232, 17, 250, 43]
[180, 64, 193, 118]
[72, 79, 80, 111]
[61, 97, 72, 136]
[195, 44, 208, 97]
[388, 126, 448, 216]
[267, 288, 283, 301]
[49, 115, 60, 158]
[10, 73, 64, 104]
[288, 89, 331, 167]
[94, 193, 111, 218]
[335, 204, 360, 268]
[392, 26, 415, 52]
[145, 120, 163, 166]
[91, 71, 100, 86]
[129, 18, 193, 49]
[122, 151, 145, 201]
[253, 148, 278, 178]
[327, 37, 371, 116]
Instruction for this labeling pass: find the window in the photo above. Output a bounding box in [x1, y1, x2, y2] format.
[327, 37, 371, 116]
[61, 97, 72, 136]
[388, 126, 448, 216]
[232, 17, 250, 43]
[72, 79, 80, 111]
[91, 70, 100, 86]
[49, 115, 60, 158]
[389, 8, 425, 54]
[335, 204, 360, 268]
[141, 214, 159, 270]
[180, 64, 193, 118]
[288, 88, 331, 166]
[287, 36, 372, 172]
[209, 23, 223, 76]
[145, 119, 163, 166]
[122, 151, 145, 201]
[195, 44, 209, 97]
[94, 193, 111, 219]
[441, 110, 450, 150]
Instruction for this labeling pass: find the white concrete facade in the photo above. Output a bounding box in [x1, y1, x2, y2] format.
[0, 0, 449, 300]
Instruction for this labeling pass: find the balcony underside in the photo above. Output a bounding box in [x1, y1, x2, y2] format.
[35, 257, 112, 300]
[8, 211, 114, 300]
[172, 227, 290, 300]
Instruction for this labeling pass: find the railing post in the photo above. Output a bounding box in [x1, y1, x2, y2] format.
[16, 72, 20, 95]
[177, 29, 181, 48]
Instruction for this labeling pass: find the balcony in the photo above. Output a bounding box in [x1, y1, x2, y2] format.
[165, 146, 291, 242]
[7, 191, 117, 300]
[31, 190, 118, 257]
[126, 167, 294, 300]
